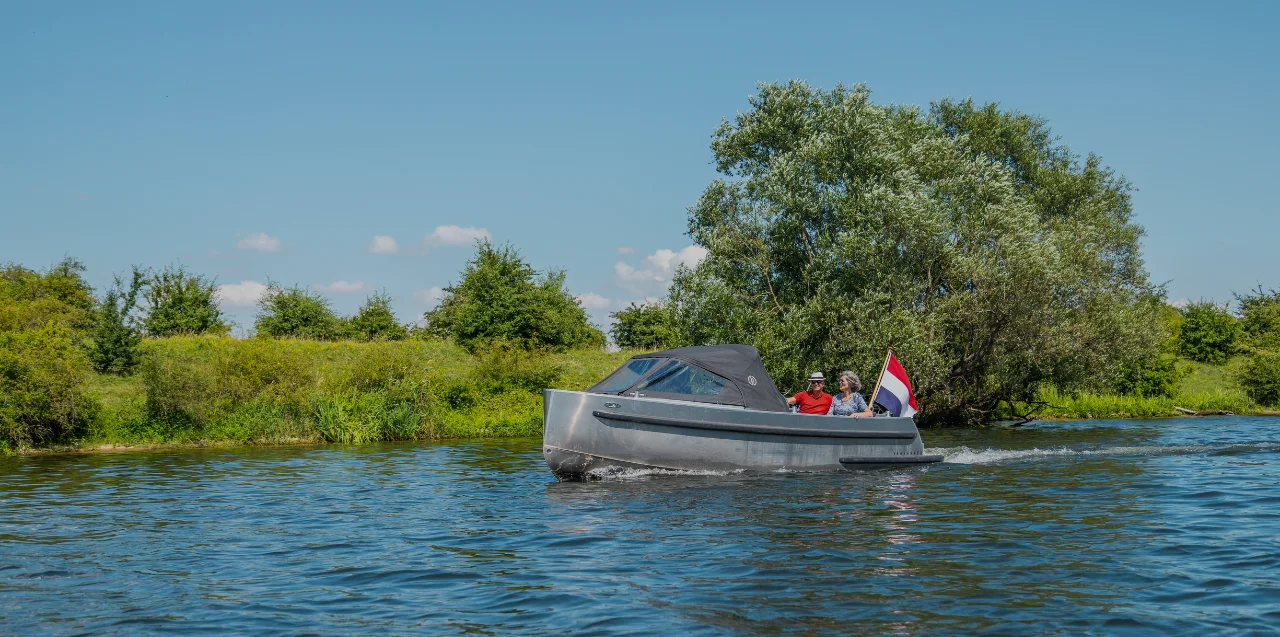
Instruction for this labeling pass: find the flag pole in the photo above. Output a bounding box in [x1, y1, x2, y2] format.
[869, 346, 892, 411]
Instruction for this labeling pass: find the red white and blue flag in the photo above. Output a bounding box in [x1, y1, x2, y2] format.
[873, 351, 918, 418]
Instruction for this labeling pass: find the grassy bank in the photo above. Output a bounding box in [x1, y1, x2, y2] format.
[8, 339, 1274, 455]
[16, 336, 630, 453]
[999, 359, 1265, 421]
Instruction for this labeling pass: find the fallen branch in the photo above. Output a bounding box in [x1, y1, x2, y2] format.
[1174, 406, 1235, 417]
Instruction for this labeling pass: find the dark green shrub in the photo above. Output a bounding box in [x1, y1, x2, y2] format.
[424, 241, 604, 351]
[350, 291, 407, 341]
[142, 264, 228, 336]
[1236, 287, 1280, 350]
[254, 284, 350, 340]
[1178, 302, 1240, 364]
[0, 324, 96, 446]
[87, 269, 146, 374]
[610, 301, 680, 350]
[1236, 350, 1280, 407]
[1115, 355, 1180, 398]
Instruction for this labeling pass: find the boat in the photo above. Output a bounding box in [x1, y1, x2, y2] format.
[542, 344, 943, 479]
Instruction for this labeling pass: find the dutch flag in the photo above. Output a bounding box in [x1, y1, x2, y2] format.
[872, 351, 918, 418]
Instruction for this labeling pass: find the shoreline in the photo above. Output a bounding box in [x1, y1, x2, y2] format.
[10, 409, 1279, 458]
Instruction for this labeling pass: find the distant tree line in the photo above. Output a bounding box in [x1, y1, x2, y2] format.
[0, 243, 607, 447]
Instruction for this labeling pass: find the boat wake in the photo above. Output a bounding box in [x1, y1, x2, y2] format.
[931, 441, 1280, 465]
[584, 466, 746, 480]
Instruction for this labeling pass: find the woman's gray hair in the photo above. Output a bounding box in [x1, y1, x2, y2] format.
[839, 370, 862, 393]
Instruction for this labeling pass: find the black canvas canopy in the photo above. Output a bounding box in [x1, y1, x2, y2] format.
[588, 345, 790, 412]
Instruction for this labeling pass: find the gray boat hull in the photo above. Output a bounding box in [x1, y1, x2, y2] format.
[542, 389, 941, 479]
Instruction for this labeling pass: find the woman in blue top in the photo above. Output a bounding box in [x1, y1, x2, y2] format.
[828, 370, 873, 417]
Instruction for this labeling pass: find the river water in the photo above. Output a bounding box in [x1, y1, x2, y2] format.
[2, 417, 1279, 636]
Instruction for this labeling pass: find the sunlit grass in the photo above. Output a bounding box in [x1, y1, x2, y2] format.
[1001, 356, 1263, 421]
[67, 336, 632, 451]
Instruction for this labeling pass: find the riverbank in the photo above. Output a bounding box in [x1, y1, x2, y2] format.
[999, 358, 1267, 421]
[6, 338, 1273, 456]
[4, 336, 631, 455]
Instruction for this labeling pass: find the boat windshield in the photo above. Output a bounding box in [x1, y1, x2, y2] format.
[635, 360, 732, 396]
[593, 358, 667, 393]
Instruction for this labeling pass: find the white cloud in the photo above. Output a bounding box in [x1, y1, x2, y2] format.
[616, 246, 635, 255]
[217, 280, 269, 306]
[367, 235, 398, 254]
[425, 225, 490, 247]
[1169, 298, 1191, 309]
[236, 233, 282, 252]
[414, 286, 446, 308]
[613, 245, 708, 296]
[316, 280, 366, 293]
[576, 293, 612, 309]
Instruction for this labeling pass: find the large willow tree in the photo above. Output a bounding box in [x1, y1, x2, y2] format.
[668, 82, 1163, 424]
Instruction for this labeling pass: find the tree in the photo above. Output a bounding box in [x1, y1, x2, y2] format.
[1236, 287, 1280, 350]
[610, 301, 679, 350]
[87, 268, 146, 374]
[667, 81, 1162, 424]
[350, 291, 408, 341]
[141, 264, 228, 336]
[424, 240, 604, 351]
[0, 258, 96, 333]
[254, 284, 349, 340]
[1177, 302, 1239, 364]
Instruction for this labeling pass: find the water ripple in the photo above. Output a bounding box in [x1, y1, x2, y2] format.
[2, 418, 1278, 635]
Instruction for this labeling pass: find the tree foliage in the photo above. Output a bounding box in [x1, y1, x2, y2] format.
[610, 302, 679, 350]
[1177, 302, 1239, 364]
[87, 268, 146, 374]
[350, 291, 408, 341]
[0, 258, 96, 333]
[1115, 354, 1180, 398]
[1231, 288, 1280, 405]
[255, 284, 350, 340]
[0, 323, 94, 446]
[0, 258, 98, 446]
[424, 241, 604, 351]
[1236, 287, 1280, 350]
[666, 82, 1162, 423]
[141, 264, 228, 336]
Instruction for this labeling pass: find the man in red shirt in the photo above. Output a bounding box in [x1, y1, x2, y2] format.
[788, 372, 833, 414]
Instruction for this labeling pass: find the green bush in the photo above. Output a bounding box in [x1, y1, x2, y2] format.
[1178, 302, 1240, 364]
[349, 291, 408, 341]
[133, 336, 593, 444]
[1115, 355, 1180, 398]
[0, 258, 96, 333]
[1236, 350, 1280, 407]
[254, 284, 351, 340]
[424, 240, 604, 351]
[1237, 287, 1280, 350]
[0, 324, 96, 446]
[142, 264, 228, 336]
[610, 301, 680, 350]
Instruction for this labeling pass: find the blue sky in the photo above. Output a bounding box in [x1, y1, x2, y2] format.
[3, 1, 1278, 331]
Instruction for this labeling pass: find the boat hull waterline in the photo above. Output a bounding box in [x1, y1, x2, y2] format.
[542, 389, 942, 479]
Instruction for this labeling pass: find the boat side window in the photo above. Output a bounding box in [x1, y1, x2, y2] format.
[592, 358, 667, 393]
[636, 361, 731, 396]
